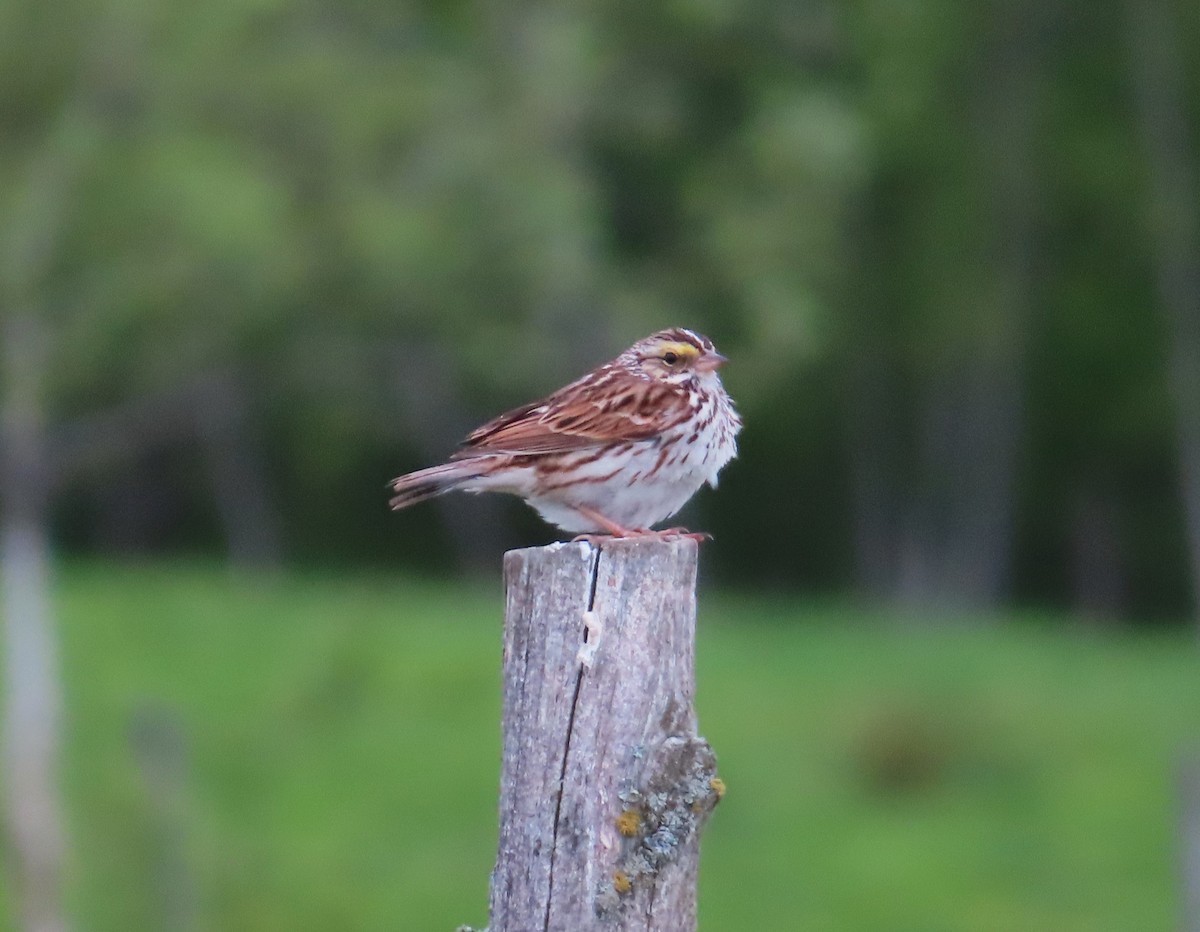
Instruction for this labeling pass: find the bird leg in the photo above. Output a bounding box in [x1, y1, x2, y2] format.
[571, 505, 644, 541]
[570, 507, 711, 544]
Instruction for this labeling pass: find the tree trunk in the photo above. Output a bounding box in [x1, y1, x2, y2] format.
[388, 342, 520, 571]
[192, 372, 284, 570]
[1125, 0, 1200, 626]
[849, 0, 1039, 613]
[484, 539, 723, 932]
[0, 314, 68, 932]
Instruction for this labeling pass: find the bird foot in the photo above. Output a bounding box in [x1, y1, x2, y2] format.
[654, 527, 713, 543]
[570, 527, 711, 545]
[570, 529, 649, 546]
[568, 507, 710, 544]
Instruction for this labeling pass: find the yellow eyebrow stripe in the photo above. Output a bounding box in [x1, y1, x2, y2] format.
[660, 342, 699, 359]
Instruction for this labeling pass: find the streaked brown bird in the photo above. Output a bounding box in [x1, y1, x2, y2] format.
[388, 328, 741, 539]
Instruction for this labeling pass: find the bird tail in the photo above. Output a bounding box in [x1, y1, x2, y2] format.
[387, 460, 489, 511]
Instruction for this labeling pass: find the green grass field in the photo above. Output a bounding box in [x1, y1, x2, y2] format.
[31, 563, 1200, 930]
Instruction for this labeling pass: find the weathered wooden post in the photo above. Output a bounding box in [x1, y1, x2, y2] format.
[479, 538, 723, 932]
[1182, 755, 1200, 932]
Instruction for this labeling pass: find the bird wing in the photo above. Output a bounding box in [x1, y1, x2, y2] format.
[452, 367, 691, 457]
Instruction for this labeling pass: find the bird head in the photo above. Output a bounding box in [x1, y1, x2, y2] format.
[623, 328, 728, 383]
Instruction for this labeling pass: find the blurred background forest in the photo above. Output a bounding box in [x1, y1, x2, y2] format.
[4, 0, 1200, 620]
[3, 0, 1200, 929]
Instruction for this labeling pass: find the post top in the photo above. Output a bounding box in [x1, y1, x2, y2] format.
[503, 537, 700, 561]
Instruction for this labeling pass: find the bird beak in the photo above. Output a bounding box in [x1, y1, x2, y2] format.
[696, 352, 728, 372]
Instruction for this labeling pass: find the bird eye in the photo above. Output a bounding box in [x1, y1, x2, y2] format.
[663, 352, 679, 365]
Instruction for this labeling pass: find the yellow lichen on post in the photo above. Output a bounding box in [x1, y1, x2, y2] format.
[616, 809, 642, 837]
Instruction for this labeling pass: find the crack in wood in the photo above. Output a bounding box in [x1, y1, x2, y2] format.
[542, 544, 603, 930]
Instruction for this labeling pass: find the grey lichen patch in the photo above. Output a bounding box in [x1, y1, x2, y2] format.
[595, 735, 723, 920]
[594, 883, 622, 917]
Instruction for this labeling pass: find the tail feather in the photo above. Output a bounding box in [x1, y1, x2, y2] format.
[388, 460, 486, 511]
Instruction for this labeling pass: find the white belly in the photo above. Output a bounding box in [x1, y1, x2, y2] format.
[527, 429, 736, 533]
[528, 453, 702, 531]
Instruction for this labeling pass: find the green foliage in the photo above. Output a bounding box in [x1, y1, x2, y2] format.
[47, 564, 1200, 929]
[1, 0, 1195, 614]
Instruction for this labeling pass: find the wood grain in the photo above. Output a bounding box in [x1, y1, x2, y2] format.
[485, 538, 721, 932]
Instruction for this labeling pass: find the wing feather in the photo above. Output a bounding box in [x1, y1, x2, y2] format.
[451, 367, 691, 458]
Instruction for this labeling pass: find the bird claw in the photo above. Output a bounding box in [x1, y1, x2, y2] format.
[566, 527, 705, 542]
[653, 527, 713, 542]
[570, 527, 711, 545]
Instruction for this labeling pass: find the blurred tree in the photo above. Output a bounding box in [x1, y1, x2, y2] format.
[0, 2, 102, 920]
[838, 0, 1042, 611]
[1126, 0, 1200, 624]
[0, 0, 1194, 622]
[1, 317, 66, 932]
